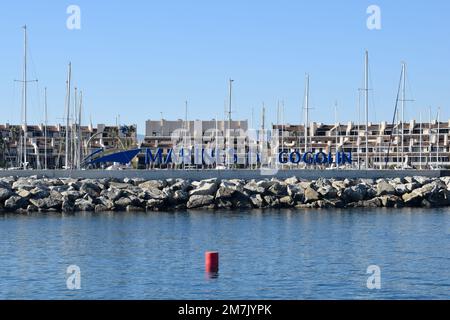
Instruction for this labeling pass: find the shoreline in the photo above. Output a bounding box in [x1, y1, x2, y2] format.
[1, 175, 450, 213]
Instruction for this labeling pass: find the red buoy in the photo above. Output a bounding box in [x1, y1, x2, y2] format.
[205, 251, 219, 273]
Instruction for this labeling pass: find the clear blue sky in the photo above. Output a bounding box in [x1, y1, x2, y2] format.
[0, 0, 449, 134]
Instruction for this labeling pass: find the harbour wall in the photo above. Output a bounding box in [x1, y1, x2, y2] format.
[0, 169, 449, 180]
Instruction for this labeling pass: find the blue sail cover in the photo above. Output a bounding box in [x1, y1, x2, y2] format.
[89, 149, 141, 165]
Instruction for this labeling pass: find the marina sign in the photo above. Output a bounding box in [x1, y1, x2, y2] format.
[144, 148, 352, 166]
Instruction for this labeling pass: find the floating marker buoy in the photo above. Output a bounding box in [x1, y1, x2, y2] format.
[205, 251, 219, 273]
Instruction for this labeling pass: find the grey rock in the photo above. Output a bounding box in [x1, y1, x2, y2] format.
[60, 190, 82, 202]
[80, 182, 101, 198]
[62, 200, 74, 213]
[304, 187, 320, 203]
[146, 198, 166, 211]
[243, 182, 265, 194]
[341, 184, 368, 202]
[172, 190, 189, 203]
[263, 195, 280, 208]
[30, 187, 50, 199]
[170, 179, 191, 191]
[284, 176, 299, 185]
[4, 196, 28, 211]
[109, 182, 130, 189]
[380, 195, 403, 208]
[29, 197, 62, 210]
[287, 184, 304, 202]
[189, 180, 218, 196]
[187, 195, 215, 209]
[75, 198, 94, 211]
[215, 186, 236, 200]
[114, 197, 132, 208]
[268, 183, 287, 196]
[279, 196, 294, 207]
[376, 180, 396, 196]
[0, 187, 13, 201]
[139, 180, 167, 190]
[250, 194, 265, 208]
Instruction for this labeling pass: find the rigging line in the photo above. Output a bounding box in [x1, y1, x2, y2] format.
[385, 67, 404, 169]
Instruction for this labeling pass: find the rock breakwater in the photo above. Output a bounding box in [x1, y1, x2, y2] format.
[1, 175, 450, 213]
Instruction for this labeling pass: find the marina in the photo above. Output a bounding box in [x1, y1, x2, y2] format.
[1, 1, 450, 304]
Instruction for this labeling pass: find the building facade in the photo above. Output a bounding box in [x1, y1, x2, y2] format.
[273, 120, 450, 169]
[0, 123, 138, 169]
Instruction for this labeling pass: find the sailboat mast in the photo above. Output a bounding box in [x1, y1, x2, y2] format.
[78, 91, 83, 169]
[364, 50, 369, 169]
[304, 74, 310, 153]
[73, 87, 77, 168]
[44, 87, 48, 170]
[401, 62, 406, 168]
[65, 62, 72, 169]
[22, 25, 28, 169]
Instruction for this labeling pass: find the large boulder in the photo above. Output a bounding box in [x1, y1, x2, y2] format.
[243, 182, 266, 194]
[215, 185, 236, 200]
[189, 180, 218, 197]
[286, 184, 304, 203]
[4, 196, 28, 211]
[187, 195, 215, 209]
[80, 182, 101, 198]
[267, 182, 287, 196]
[29, 197, 62, 210]
[249, 194, 265, 208]
[402, 183, 435, 206]
[169, 179, 191, 192]
[146, 198, 166, 211]
[263, 195, 280, 208]
[29, 186, 51, 199]
[376, 180, 396, 196]
[304, 187, 320, 203]
[340, 184, 368, 203]
[380, 195, 403, 208]
[61, 190, 82, 202]
[103, 188, 124, 201]
[0, 187, 13, 201]
[114, 197, 132, 208]
[139, 180, 167, 190]
[74, 198, 94, 211]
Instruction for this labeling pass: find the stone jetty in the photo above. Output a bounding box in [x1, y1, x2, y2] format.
[1, 175, 450, 213]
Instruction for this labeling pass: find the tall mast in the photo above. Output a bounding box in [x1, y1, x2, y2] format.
[228, 79, 233, 136]
[65, 62, 72, 169]
[401, 62, 406, 169]
[261, 103, 265, 132]
[436, 107, 440, 168]
[78, 90, 83, 169]
[419, 111, 422, 170]
[22, 25, 28, 169]
[304, 73, 310, 152]
[44, 87, 48, 170]
[73, 87, 78, 168]
[364, 50, 369, 169]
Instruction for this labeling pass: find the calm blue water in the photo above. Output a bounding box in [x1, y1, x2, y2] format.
[0, 209, 449, 300]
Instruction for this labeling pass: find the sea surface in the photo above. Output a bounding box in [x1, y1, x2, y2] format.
[0, 208, 449, 299]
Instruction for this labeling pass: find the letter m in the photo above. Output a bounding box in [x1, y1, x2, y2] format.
[146, 148, 163, 164]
